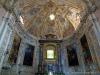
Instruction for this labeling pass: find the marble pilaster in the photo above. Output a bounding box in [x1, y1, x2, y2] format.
[0, 25, 12, 72]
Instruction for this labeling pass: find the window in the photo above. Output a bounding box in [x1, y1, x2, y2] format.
[47, 50, 54, 59]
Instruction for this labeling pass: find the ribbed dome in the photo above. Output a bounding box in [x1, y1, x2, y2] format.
[15, 0, 87, 39]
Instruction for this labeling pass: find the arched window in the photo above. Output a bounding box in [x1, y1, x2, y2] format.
[47, 49, 54, 59]
[44, 45, 56, 60]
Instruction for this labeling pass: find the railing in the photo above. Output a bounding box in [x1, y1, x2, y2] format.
[35, 72, 64, 75]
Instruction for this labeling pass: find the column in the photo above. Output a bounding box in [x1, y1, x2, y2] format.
[0, 25, 12, 72]
[0, 12, 9, 40]
[89, 14, 100, 68]
[72, 40, 85, 72]
[76, 40, 86, 72]
[90, 14, 100, 44]
[33, 42, 40, 73]
[38, 43, 44, 73]
[39, 44, 43, 63]
[3, 30, 13, 65]
[16, 41, 26, 75]
[57, 43, 62, 72]
[61, 42, 68, 75]
[87, 30, 100, 71]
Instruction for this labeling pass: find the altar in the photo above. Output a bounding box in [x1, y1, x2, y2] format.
[35, 34, 64, 75]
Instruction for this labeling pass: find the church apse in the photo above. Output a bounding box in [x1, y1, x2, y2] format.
[35, 34, 64, 75]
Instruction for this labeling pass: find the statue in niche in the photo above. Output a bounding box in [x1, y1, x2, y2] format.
[80, 35, 93, 65]
[23, 45, 34, 66]
[82, 43, 93, 64]
[67, 46, 79, 67]
[8, 34, 21, 64]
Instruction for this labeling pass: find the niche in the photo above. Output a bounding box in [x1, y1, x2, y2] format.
[80, 35, 93, 64]
[8, 34, 21, 64]
[67, 46, 79, 67]
[23, 44, 34, 66]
